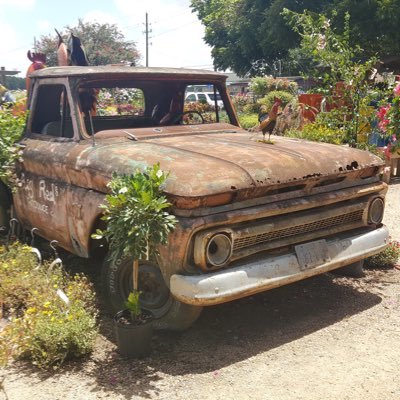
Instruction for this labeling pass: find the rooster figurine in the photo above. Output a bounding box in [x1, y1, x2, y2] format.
[55, 28, 69, 66]
[26, 51, 46, 92]
[259, 97, 282, 142]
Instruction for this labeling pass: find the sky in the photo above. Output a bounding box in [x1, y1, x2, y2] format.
[0, 0, 214, 76]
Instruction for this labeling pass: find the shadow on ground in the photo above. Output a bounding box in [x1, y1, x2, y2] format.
[67, 269, 384, 398]
[1, 239, 390, 399]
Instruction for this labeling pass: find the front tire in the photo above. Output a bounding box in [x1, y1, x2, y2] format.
[331, 260, 365, 278]
[0, 184, 11, 232]
[101, 257, 202, 331]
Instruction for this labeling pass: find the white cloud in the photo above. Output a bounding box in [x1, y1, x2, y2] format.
[37, 19, 51, 32]
[0, 16, 28, 74]
[113, 0, 213, 69]
[0, 0, 35, 9]
[83, 10, 119, 26]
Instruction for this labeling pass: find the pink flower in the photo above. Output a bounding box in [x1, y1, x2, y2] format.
[378, 118, 390, 132]
[394, 82, 400, 97]
[377, 105, 391, 121]
[384, 144, 392, 160]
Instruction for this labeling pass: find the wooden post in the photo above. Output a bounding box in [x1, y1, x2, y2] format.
[133, 259, 139, 290]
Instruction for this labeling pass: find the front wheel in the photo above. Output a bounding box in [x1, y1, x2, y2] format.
[101, 257, 202, 331]
[0, 184, 11, 232]
[331, 260, 365, 278]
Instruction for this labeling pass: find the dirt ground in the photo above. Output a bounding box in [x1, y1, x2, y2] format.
[1, 180, 400, 400]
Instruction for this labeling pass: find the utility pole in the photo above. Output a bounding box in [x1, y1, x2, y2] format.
[145, 12, 149, 67]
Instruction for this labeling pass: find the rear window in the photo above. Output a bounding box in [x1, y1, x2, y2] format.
[96, 88, 145, 116]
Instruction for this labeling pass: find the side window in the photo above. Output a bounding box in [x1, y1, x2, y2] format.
[31, 84, 74, 138]
[185, 94, 196, 102]
[197, 93, 207, 103]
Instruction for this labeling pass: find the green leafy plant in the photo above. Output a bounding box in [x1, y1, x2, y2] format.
[249, 76, 298, 97]
[124, 290, 141, 320]
[93, 163, 177, 320]
[0, 109, 27, 187]
[258, 91, 295, 113]
[365, 240, 400, 269]
[286, 122, 346, 145]
[282, 9, 378, 146]
[238, 113, 259, 130]
[0, 242, 98, 369]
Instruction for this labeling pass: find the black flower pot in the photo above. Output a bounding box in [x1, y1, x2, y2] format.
[113, 309, 154, 358]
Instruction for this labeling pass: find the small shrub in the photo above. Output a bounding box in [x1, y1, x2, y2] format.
[238, 113, 259, 129]
[243, 102, 263, 115]
[93, 163, 177, 264]
[365, 240, 400, 269]
[0, 242, 98, 369]
[231, 93, 254, 113]
[258, 91, 295, 112]
[249, 76, 298, 97]
[0, 243, 43, 315]
[0, 109, 27, 186]
[286, 122, 346, 145]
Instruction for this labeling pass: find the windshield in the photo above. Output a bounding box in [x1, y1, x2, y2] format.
[77, 79, 232, 136]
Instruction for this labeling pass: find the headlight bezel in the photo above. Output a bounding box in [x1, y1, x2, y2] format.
[367, 197, 385, 225]
[194, 230, 233, 271]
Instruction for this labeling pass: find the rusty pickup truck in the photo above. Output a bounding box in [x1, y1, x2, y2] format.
[0, 66, 389, 330]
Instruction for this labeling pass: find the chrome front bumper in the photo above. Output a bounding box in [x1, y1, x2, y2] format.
[170, 226, 389, 306]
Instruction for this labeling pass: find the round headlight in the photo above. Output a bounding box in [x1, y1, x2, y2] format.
[368, 197, 384, 224]
[206, 233, 232, 267]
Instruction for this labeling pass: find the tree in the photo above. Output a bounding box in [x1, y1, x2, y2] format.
[35, 19, 140, 67]
[190, 0, 334, 76]
[191, 0, 400, 75]
[329, 0, 400, 60]
[4, 76, 25, 90]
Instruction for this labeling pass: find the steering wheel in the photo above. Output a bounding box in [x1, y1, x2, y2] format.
[180, 110, 205, 125]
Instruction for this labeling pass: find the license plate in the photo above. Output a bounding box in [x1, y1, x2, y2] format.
[295, 240, 330, 270]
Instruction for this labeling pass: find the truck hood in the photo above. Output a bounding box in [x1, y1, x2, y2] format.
[74, 124, 384, 209]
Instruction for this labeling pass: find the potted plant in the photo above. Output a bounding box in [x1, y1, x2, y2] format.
[93, 163, 177, 357]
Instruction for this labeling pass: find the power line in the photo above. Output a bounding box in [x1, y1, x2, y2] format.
[152, 22, 193, 38]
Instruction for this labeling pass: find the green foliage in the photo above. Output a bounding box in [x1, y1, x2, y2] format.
[365, 240, 400, 269]
[231, 94, 255, 114]
[190, 0, 332, 75]
[0, 109, 27, 186]
[0, 242, 98, 369]
[238, 113, 259, 129]
[93, 163, 177, 264]
[286, 123, 346, 145]
[249, 76, 298, 97]
[36, 19, 140, 67]
[282, 9, 377, 90]
[4, 76, 26, 90]
[191, 0, 399, 76]
[125, 290, 141, 319]
[258, 91, 295, 112]
[283, 8, 380, 146]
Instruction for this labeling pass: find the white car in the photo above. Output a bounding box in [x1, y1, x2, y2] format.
[185, 92, 224, 109]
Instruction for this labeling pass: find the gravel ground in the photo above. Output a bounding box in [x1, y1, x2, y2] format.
[1, 180, 400, 400]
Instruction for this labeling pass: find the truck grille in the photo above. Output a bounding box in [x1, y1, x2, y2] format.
[233, 209, 364, 251]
